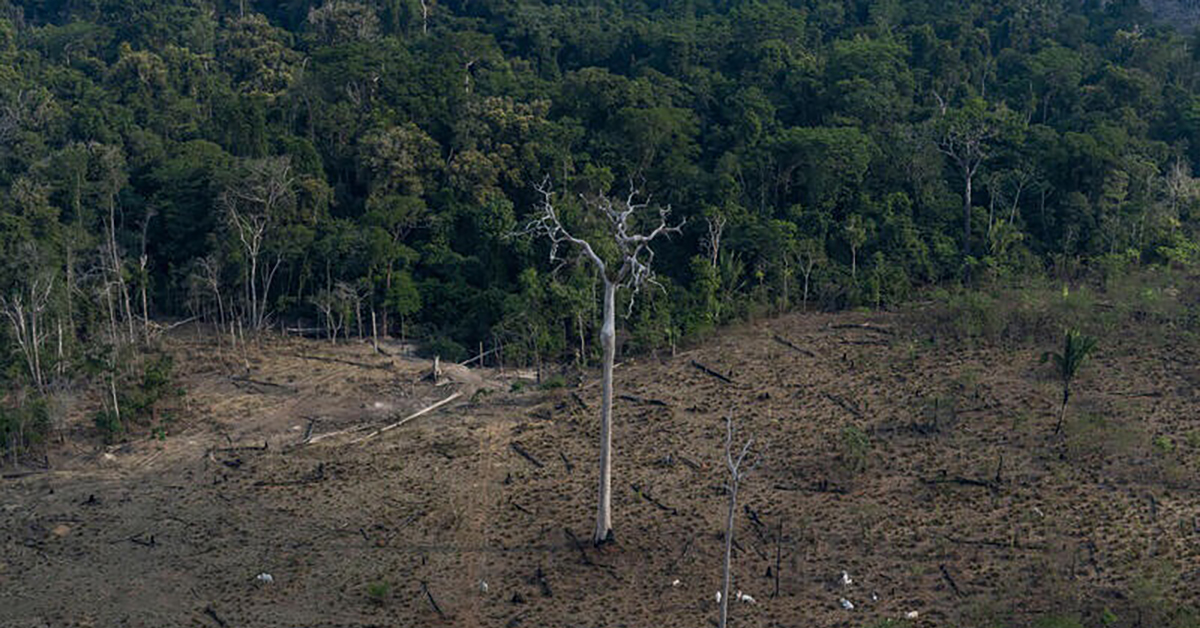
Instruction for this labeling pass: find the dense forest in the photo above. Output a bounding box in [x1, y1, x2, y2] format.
[3, 0, 1200, 450]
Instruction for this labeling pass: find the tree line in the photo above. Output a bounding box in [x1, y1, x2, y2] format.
[2, 0, 1200, 452]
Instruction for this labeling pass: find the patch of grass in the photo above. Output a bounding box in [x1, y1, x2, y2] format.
[1033, 616, 1084, 628]
[1064, 413, 1140, 466]
[838, 425, 872, 474]
[539, 375, 566, 390]
[365, 581, 390, 605]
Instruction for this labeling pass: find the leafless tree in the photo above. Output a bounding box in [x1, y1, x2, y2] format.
[311, 286, 348, 344]
[518, 176, 683, 544]
[719, 415, 754, 628]
[88, 142, 136, 344]
[1, 275, 54, 394]
[192, 254, 229, 344]
[223, 157, 293, 331]
[798, 238, 824, 312]
[931, 101, 1001, 263]
[703, 213, 727, 268]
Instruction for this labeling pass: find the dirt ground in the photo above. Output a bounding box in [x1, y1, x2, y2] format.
[2, 310, 1199, 628]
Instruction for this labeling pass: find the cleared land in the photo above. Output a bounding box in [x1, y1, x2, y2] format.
[2, 308, 1198, 627]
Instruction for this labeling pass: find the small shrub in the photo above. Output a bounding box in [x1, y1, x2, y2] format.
[539, 375, 566, 390]
[0, 398, 51, 455]
[421, 337, 467, 362]
[838, 425, 871, 474]
[1033, 616, 1084, 628]
[365, 581, 390, 605]
[93, 408, 123, 441]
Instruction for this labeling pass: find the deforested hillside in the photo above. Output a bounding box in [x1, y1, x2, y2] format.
[3, 279, 1200, 628]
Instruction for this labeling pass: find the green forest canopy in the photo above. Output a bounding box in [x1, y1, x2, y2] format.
[2, 0, 1200, 373]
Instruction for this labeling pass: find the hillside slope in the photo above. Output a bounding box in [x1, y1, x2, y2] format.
[2, 307, 1199, 627]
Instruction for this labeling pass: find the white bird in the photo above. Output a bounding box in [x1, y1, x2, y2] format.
[871, 591, 879, 602]
[737, 591, 756, 604]
[671, 579, 681, 587]
[255, 573, 274, 584]
[479, 580, 489, 593]
[840, 598, 855, 610]
[906, 611, 920, 619]
[715, 591, 722, 603]
[840, 571, 853, 586]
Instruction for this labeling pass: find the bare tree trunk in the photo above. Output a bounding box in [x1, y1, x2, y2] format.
[595, 279, 616, 545]
[719, 473, 738, 628]
[104, 283, 121, 426]
[719, 416, 753, 628]
[577, 310, 586, 368]
[371, 309, 380, 354]
[802, 264, 812, 312]
[963, 174, 972, 260]
[140, 256, 150, 345]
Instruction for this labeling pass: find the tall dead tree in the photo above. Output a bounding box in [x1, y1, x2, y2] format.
[719, 415, 754, 628]
[931, 97, 1001, 265]
[520, 176, 683, 545]
[0, 276, 54, 394]
[222, 157, 293, 331]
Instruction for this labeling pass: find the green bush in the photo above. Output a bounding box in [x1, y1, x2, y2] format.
[838, 425, 872, 474]
[1033, 616, 1084, 628]
[539, 374, 566, 390]
[421, 336, 467, 362]
[0, 398, 51, 455]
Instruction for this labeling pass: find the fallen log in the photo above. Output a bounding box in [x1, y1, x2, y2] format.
[619, 394, 669, 407]
[563, 527, 594, 565]
[691, 360, 734, 384]
[511, 442, 545, 468]
[2, 470, 46, 480]
[559, 452, 573, 474]
[295, 353, 391, 370]
[940, 563, 964, 597]
[203, 606, 228, 628]
[229, 375, 297, 393]
[831, 323, 894, 335]
[631, 483, 678, 515]
[421, 580, 447, 619]
[772, 334, 816, 357]
[823, 392, 863, 418]
[347, 392, 464, 444]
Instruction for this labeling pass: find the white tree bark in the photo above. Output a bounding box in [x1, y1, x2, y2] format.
[519, 176, 682, 545]
[719, 415, 753, 628]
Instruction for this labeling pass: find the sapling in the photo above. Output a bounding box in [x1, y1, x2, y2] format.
[1042, 328, 1098, 435]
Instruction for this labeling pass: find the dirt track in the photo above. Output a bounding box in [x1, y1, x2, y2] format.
[2, 312, 1198, 627]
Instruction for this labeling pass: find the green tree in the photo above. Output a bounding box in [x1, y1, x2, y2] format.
[1042, 328, 1098, 435]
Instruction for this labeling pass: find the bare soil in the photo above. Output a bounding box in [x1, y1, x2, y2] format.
[2, 311, 1199, 627]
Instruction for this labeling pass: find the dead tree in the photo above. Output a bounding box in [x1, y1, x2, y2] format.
[703, 213, 727, 268]
[194, 255, 228, 344]
[719, 415, 754, 628]
[931, 98, 1000, 264]
[0, 276, 54, 394]
[519, 176, 683, 545]
[311, 288, 344, 344]
[222, 157, 293, 331]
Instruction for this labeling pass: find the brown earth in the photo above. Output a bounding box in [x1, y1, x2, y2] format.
[2, 310, 1199, 628]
